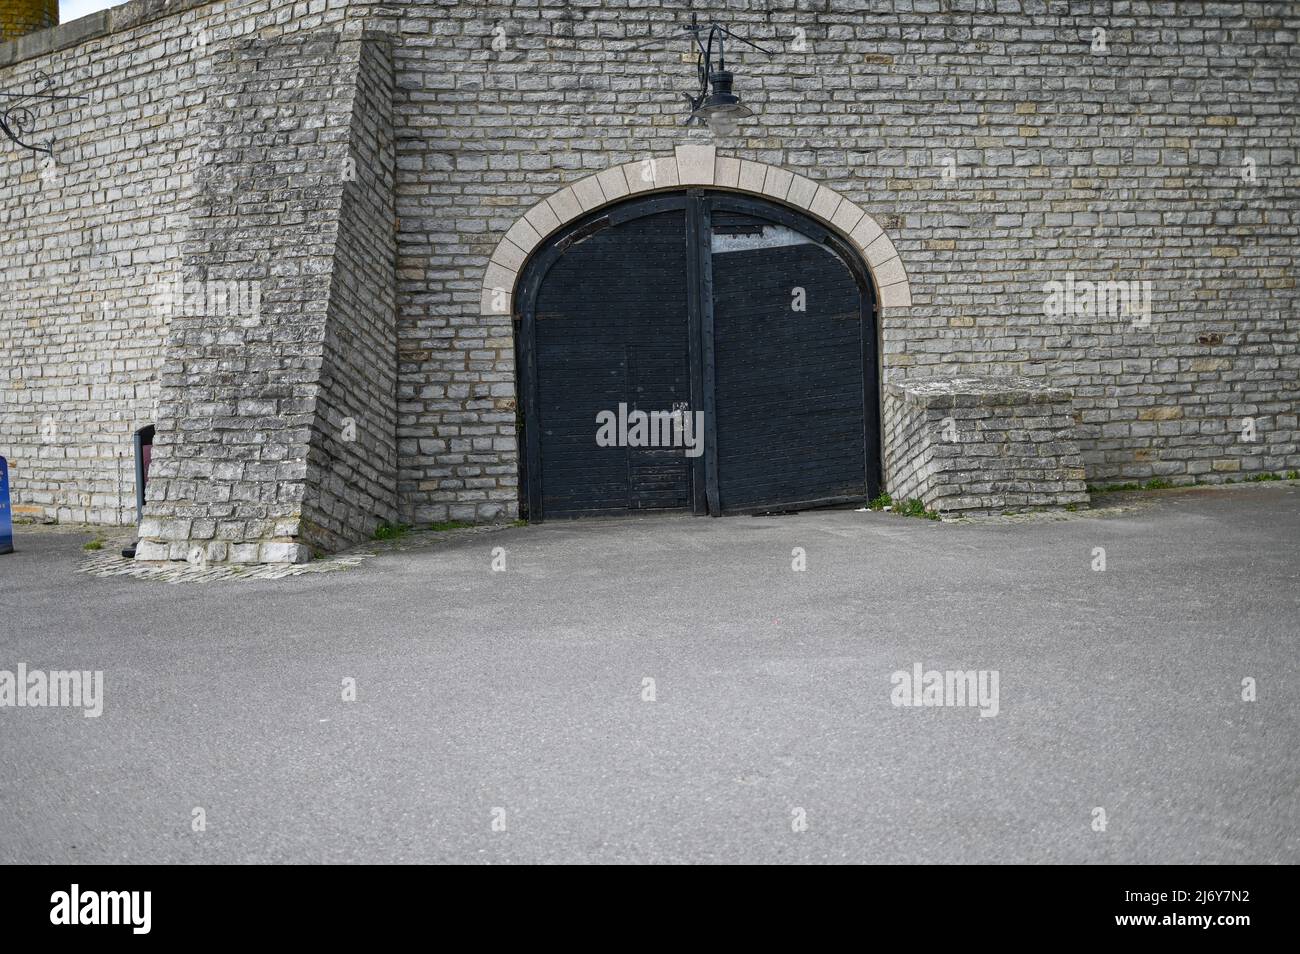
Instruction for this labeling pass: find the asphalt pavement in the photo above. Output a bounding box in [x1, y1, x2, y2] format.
[1, 483, 1296, 863]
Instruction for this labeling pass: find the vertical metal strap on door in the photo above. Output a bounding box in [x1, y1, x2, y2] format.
[687, 190, 720, 516]
[863, 276, 884, 497]
[520, 295, 542, 520]
[689, 191, 722, 516]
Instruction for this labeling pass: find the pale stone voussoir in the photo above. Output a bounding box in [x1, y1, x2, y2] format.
[481, 259, 516, 315]
[879, 282, 912, 309]
[784, 175, 819, 211]
[623, 159, 655, 194]
[504, 216, 543, 258]
[650, 156, 680, 189]
[545, 186, 583, 225]
[571, 174, 607, 212]
[761, 165, 794, 201]
[738, 160, 768, 194]
[850, 213, 884, 252]
[495, 158, 914, 322]
[596, 165, 631, 203]
[674, 143, 716, 184]
[831, 199, 866, 236]
[714, 154, 742, 189]
[809, 185, 841, 222]
[523, 197, 562, 239]
[864, 232, 900, 269]
[873, 255, 907, 288]
[480, 284, 511, 317]
[489, 236, 527, 273]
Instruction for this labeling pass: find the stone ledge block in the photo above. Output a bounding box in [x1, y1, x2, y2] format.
[884, 375, 1091, 516]
[260, 541, 311, 564]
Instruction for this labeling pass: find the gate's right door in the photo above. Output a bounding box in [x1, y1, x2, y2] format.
[709, 204, 870, 514]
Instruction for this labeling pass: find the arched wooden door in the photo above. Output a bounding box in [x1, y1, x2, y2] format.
[515, 190, 880, 520]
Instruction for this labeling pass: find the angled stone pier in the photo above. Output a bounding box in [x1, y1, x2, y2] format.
[136, 31, 398, 564]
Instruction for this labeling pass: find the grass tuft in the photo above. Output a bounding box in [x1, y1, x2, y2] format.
[427, 520, 474, 532]
[892, 497, 941, 520]
[373, 521, 410, 541]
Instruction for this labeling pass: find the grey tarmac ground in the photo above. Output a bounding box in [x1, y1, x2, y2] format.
[1, 483, 1297, 864]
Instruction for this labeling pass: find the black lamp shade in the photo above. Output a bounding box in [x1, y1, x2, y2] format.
[689, 69, 754, 126]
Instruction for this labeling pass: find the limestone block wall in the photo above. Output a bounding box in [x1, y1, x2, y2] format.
[1, 0, 1298, 536]
[0, 0, 357, 527]
[135, 31, 397, 564]
[377, 0, 1298, 525]
[884, 376, 1090, 515]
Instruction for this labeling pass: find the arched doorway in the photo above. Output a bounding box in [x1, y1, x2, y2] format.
[515, 189, 880, 520]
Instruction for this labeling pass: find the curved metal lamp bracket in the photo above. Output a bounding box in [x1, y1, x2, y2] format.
[0, 70, 86, 157]
[682, 14, 772, 125]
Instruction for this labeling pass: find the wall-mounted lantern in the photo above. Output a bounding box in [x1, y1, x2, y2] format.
[682, 15, 772, 137]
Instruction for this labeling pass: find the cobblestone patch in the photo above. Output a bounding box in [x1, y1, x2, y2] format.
[856, 499, 1141, 526]
[940, 478, 1299, 524]
[77, 523, 515, 584]
[938, 502, 1140, 525]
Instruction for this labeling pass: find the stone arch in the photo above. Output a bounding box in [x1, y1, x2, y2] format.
[480, 144, 912, 319]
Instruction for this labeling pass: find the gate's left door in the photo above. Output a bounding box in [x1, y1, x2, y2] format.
[530, 205, 694, 517]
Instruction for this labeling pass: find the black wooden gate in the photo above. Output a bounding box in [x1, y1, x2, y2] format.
[515, 191, 880, 520]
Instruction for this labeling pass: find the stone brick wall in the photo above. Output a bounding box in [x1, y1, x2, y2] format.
[1, 0, 1297, 544]
[374, 0, 1297, 522]
[0, 0, 355, 527]
[884, 376, 1090, 515]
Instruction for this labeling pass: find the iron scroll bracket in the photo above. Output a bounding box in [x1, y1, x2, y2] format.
[0, 70, 87, 157]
